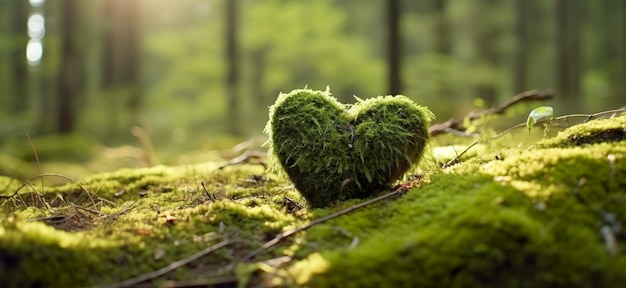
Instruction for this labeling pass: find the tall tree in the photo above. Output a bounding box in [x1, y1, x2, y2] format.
[602, 0, 626, 104]
[225, 0, 241, 135]
[57, 0, 78, 134]
[102, 0, 142, 113]
[432, 0, 450, 55]
[622, 1, 626, 103]
[472, 0, 501, 106]
[250, 47, 268, 108]
[387, 0, 401, 95]
[11, 0, 29, 113]
[123, 0, 142, 114]
[514, 0, 532, 93]
[555, 0, 581, 110]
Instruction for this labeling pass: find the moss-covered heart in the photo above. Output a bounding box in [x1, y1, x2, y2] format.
[265, 88, 434, 208]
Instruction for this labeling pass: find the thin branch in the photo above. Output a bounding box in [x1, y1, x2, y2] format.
[442, 108, 626, 169]
[91, 239, 234, 288]
[219, 150, 267, 169]
[0, 173, 96, 207]
[470, 89, 554, 119]
[492, 107, 626, 140]
[441, 141, 480, 169]
[26, 134, 45, 207]
[239, 185, 412, 263]
[201, 181, 216, 200]
[429, 89, 554, 137]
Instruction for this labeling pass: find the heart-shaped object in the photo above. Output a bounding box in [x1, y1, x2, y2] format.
[265, 88, 434, 207]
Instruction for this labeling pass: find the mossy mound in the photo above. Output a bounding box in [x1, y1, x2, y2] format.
[0, 114, 625, 287]
[535, 115, 626, 148]
[265, 88, 433, 207]
[294, 116, 626, 287]
[0, 163, 305, 287]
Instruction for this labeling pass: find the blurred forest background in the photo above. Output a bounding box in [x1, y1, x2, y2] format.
[0, 0, 625, 178]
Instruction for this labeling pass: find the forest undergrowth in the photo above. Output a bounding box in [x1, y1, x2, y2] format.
[1, 92, 626, 287]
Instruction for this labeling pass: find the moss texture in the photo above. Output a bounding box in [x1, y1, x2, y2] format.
[535, 115, 626, 148]
[265, 88, 434, 207]
[0, 163, 303, 287]
[298, 116, 626, 287]
[0, 113, 625, 287]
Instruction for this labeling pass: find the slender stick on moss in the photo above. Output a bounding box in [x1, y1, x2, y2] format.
[493, 107, 626, 140]
[441, 108, 626, 169]
[91, 239, 234, 288]
[429, 89, 554, 137]
[0, 173, 95, 207]
[201, 181, 216, 200]
[441, 141, 480, 169]
[240, 185, 415, 262]
[26, 134, 45, 207]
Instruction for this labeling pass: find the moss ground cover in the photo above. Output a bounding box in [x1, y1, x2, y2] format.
[1, 108, 625, 287]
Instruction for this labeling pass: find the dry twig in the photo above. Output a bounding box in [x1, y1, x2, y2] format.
[429, 89, 554, 137]
[0, 173, 95, 207]
[440, 108, 626, 169]
[239, 183, 418, 263]
[92, 239, 235, 288]
[219, 151, 267, 169]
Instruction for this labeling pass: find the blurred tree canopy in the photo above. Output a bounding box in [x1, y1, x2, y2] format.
[0, 0, 624, 148]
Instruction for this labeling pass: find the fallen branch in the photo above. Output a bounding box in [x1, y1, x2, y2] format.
[219, 150, 267, 170]
[0, 173, 95, 207]
[429, 89, 554, 137]
[492, 107, 626, 140]
[238, 182, 419, 263]
[92, 239, 234, 288]
[441, 108, 626, 169]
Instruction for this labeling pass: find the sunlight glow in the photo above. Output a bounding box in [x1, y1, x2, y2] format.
[195, 2, 212, 17]
[29, 0, 45, 7]
[26, 39, 43, 65]
[28, 14, 46, 39]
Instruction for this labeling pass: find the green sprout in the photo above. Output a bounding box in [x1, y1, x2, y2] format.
[527, 106, 554, 134]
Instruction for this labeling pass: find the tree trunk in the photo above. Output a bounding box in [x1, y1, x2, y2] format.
[473, 0, 500, 106]
[102, 0, 141, 105]
[226, 0, 242, 135]
[124, 0, 142, 115]
[514, 0, 532, 94]
[102, 0, 116, 88]
[57, 0, 78, 134]
[603, 0, 626, 104]
[387, 0, 401, 95]
[433, 0, 450, 55]
[101, 0, 142, 138]
[250, 47, 267, 108]
[12, 0, 29, 113]
[555, 0, 582, 110]
[622, 1, 626, 103]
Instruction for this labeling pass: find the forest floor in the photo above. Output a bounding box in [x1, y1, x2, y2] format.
[1, 113, 626, 287]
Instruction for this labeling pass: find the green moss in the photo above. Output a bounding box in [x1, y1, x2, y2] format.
[1, 109, 626, 287]
[535, 114, 626, 148]
[265, 88, 434, 207]
[0, 162, 301, 287]
[296, 120, 626, 287]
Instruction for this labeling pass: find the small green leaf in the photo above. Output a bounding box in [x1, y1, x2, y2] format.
[527, 106, 553, 133]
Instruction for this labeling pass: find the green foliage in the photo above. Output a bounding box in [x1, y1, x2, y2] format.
[265, 88, 434, 207]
